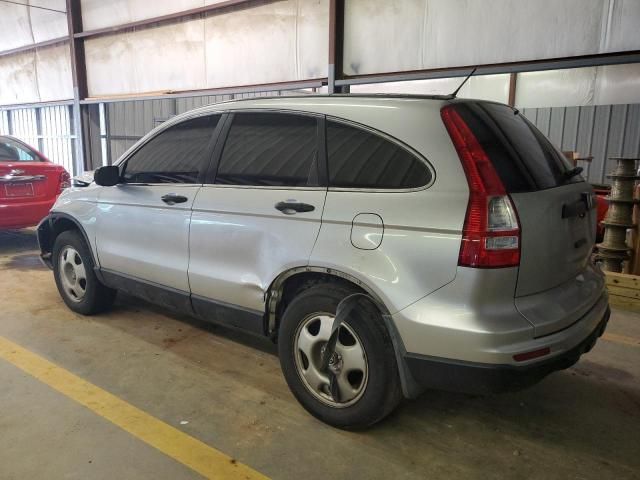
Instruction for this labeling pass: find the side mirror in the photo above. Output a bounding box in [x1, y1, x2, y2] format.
[94, 165, 120, 186]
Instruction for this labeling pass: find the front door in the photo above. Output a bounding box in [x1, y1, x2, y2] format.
[189, 111, 326, 332]
[96, 114, 221, 307]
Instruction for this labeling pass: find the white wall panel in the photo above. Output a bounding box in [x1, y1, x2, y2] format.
[81, 0, 260, 31]
[81, 0, 204, 30]
[84, 33, 135, 96]
[350, 74, 510, 103]
[297, 0, 330, 80]
[204, 3, 296, 87]
[85, 0, 328, 96]
[594, 63, 640, 105]
[0, 3, 33, 50]
[344, 0, 640, 76]
[516, 63, 640, 108]
[343, 0, 423, 75]
[600, 0, 640, 53]
[204, 0, 327, 88]
[0, 44, 72, 106]
[516, 68, 597, 108]
[85, 20, 206, 96]
[133, 21, 206, 93]
[0, 1, 67, 50]
[36, 43, 73, 101]
[30, 0, 68, 42]
[0, 51, 39, 105]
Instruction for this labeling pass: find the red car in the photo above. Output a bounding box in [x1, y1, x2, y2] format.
[0, 135, 70, 230]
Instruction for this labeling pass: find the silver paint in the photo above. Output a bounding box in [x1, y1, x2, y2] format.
[48, 95, 606, 371]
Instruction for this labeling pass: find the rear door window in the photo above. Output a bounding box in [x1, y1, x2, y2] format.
[122, 115, 220, 184]
[452, 102, 579, 192]
[215, 112, 319, 187]
[326, 120, 432, 189]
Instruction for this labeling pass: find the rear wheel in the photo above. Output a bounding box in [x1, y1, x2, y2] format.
[278, 284, 402, 429]
[53, 230, 116, 315]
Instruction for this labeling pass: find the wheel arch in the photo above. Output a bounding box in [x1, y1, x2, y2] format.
[265, 266, 390, 337]
[266, 266, 423, 399]
[38, 213, 97, 268]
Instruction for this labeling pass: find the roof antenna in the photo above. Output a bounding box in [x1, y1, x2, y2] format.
[450, 67, 478, 98]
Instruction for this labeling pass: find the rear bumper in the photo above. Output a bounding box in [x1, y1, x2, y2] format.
[0, 198, 55, 229]
[404, 304, 610, 395]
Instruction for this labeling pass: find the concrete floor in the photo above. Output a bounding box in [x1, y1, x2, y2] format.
[0, 229, 639, 480]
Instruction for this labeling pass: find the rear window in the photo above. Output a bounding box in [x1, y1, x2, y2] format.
[452, 102, 580, 192]
[0, 137, 37, 162]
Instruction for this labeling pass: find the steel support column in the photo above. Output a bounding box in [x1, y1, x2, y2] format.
[328, 0, 346, 94]
[508, 73, 517, 107]
[66, 0, 88, 175]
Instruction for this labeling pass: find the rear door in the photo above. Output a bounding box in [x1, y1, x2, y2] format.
[189, 111, 326, 332]
[0, 137, 61, 205]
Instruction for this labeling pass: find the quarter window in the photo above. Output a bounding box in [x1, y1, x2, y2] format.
[122, 115, 220, 184]
[327, 121, 432, 189]
[215, 112, 318, 187]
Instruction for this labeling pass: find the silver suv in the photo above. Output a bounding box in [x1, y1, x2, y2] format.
[38, 95, 610, 428]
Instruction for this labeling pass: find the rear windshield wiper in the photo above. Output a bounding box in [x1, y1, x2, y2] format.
[560, 166, 583, 183]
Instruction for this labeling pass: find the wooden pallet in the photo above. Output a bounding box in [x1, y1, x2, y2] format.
[605, 271, 640, 311]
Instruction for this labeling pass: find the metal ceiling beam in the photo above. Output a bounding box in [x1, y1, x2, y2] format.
[0, 37, 68, 58]
[79, 78, 326, 105]
[73, 0, 279, 41]
[0, 100, 73, 111]
[335, 51, 640, 86]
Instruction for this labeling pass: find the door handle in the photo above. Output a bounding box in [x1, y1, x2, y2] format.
[161, 193, 188, 205]
[275, 201, 315, 215]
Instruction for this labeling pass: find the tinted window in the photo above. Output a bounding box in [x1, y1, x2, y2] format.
[327, 121, 431, 189]
[216, 112, 318, 187]
[122, 115, 219, 184]
[454, 102, 579, 192]
[0, 137, 37, 162]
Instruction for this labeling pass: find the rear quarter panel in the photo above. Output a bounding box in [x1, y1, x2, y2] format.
[308, 99, 469, 314]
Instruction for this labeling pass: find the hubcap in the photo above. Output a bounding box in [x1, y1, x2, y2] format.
[294, 313, 368, 408]
[58, 246, 87, 302]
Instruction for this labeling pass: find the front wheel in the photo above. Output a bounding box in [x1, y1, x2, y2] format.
[53, 230, 116, 315]
[278, 284, 402, 429]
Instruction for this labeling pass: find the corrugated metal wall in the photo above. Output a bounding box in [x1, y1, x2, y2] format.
[99, 90, 313, 166]
[0, 103, 77, 175]
[522, 103, 640, 185]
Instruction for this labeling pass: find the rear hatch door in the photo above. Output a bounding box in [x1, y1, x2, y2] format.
[453, 101, 602, 336]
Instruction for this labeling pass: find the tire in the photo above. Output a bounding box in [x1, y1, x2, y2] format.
[53, 230, 116, 315]
[278, 283, 402, 429]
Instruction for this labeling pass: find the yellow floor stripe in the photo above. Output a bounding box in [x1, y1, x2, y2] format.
[0, 335, 269, 480]
[602, 332, 640, 348]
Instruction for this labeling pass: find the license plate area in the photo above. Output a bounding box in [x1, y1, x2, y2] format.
[5, 182, 34, 197]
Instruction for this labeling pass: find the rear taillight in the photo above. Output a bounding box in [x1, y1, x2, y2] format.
[441, 105, 520, 268]
[58, 171, 71, 193]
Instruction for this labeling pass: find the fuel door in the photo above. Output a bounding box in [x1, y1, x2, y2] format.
[351, 213, 384, 250]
